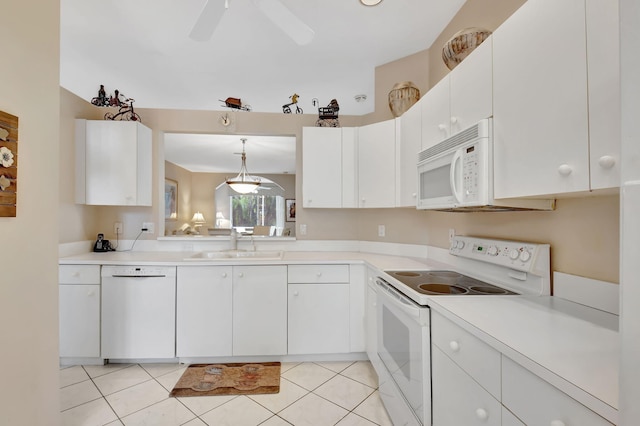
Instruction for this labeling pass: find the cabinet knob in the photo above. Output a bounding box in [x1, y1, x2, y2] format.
[412, 193, 417, 198]
[293, 291, 299, 297]
[558, 164, 572, 176]
[308, 199, 312, 203]
[72, 271, 80, 277]
[449, 341, 460, 352]
[238, 272, 244, 278]
[450, 116, 458, 124]
[87, 290, 95, 297]
[598, 155, 616, 169]
[550, 421, 566, 426]
[475, 408, 488, 421]
[221, 272, 227, 278]
[316, 272, 322, 278]
[438, 124, 447, 131]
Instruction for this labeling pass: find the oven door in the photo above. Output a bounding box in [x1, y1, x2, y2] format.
[376, 278, 430, 425]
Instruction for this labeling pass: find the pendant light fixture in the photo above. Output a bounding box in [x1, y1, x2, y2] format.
[226, 138, 261, 194]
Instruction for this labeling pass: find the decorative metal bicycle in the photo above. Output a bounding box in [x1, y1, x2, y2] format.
[282, 93, 303, 114]
[104, 96, 141, 122]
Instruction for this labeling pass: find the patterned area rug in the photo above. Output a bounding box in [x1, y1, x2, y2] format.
[169, 362, 281, 397]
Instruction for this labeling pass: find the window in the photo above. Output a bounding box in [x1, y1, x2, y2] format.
[230, 194, 285, 230]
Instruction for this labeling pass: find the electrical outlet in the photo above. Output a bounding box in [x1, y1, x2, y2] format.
[378, 225, 386, 237]
[299, 224, 307, 235]
[449, 228, 455, 242]
[114, 222, 123, 235]
[142, 222, 155, 234]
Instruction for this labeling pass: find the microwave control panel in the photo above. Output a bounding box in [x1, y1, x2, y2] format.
[462, 146, 479, 199]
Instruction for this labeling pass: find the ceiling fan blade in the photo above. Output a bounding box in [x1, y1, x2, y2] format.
[189, 0, 227, 42]
[252, 0, 315, 46]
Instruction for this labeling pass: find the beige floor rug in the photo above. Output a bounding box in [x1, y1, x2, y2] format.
[169, 362, 281, 397]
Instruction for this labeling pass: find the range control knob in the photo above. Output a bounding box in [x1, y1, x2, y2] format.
[455, 240, 465, 249]
[487, 245, 499, 256]
[509, 249, 520, 260]
[519, 250, 532, 262]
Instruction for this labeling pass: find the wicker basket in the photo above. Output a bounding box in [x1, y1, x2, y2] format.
[388, 81, 420, 118]
[442, 27, 492, 70]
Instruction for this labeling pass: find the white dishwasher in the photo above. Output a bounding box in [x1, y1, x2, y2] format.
[101, 266, 176, 360]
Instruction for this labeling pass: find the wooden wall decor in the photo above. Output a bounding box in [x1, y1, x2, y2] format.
[0, 111, 18, 217]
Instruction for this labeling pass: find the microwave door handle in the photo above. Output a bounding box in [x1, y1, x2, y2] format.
[450, 148, 463, 203]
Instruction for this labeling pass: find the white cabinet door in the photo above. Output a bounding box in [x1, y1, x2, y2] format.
[59, 285, 100, 358]
[502, 356, 613, 425]
[302, 127, 343, 208]
[432, 346, 502, 426]
[288, 283, 350, 354]
[502, 407, 525, 426]
[493, 0, 590, 198]
[449, 35, 493, 135]
[421, 77, 451, 150]
[358, 119, 396, 208]
[397, 101, 421, 207]
[233, 265, 287, 356]
[586, 0, 620, 190]
[75, 120, 152, 206]
[176, 266, 232, 357]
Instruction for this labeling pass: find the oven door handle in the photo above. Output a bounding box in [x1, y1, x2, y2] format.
[376, 279, 421, 318]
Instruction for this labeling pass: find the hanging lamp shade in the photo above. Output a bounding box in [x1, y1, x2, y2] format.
[226, 138, 261, 194]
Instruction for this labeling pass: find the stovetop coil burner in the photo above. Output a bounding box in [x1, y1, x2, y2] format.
[384, 270, 518, 296]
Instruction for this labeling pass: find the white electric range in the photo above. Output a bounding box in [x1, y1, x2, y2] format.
[373, 235, 551, 426]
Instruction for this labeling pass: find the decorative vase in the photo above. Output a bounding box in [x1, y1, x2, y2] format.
[442, 27, 492, 70]
[388, 81, 420, 118]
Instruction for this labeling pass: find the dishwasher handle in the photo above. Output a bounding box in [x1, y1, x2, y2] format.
[110, 274, 167, 278]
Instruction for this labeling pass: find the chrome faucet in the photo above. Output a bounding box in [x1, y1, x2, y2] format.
[229, 228, 238, 251]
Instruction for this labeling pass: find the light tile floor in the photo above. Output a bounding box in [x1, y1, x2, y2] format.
[60, 361, 393, 426]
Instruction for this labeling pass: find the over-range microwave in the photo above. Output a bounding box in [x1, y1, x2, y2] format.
[417, 118, 554, 211]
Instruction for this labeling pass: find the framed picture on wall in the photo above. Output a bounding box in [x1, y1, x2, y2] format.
[286, 199, 296, 222]
[165, 179, 178, 220]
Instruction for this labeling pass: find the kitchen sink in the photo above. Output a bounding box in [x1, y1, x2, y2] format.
[184, 250, 284, 261]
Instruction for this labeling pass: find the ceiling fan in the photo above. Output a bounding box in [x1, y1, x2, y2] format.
[189, 0, 315, 45]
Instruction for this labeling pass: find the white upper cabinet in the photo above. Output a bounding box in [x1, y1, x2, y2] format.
[358, 119, 396, 208]
[302, 126, 356, 208]
[585, 0, 620, 190]
[493, 0, 619, 198]
[449, 35, 493, 136]
[75, 119, 152, 206]
[398, 102, 421, 207]
[421, 77, 451, 150]
[421, 36, 493, 150]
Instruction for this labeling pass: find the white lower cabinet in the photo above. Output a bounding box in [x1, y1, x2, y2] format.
[431, 310, 614, 426]
[432, 345, 502, 426]
[176, 266, 232, 357]
[288, 283, 349, 354]
[287, 265, 350, 354]
[502, 356, 614, 425]
[233, 265, 287, 356]
[59, 265, 101, 358]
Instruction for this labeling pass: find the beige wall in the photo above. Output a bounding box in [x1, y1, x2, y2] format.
[1, 0, 61, 424]
[59, 0, 619, 283]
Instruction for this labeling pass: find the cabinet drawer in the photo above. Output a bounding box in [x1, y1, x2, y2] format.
[431, 310, 501, 399]
[502, 356, 613, 425]
[59, 265, 101, 284]
[287, 264, 349, 283]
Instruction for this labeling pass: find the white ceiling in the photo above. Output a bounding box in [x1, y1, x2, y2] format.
[164, 133, 296, 174]
[60, 0, 466, 116]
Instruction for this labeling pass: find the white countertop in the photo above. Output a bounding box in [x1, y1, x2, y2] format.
[59, 248, 619, 423]
[428, 295, 619, 423]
